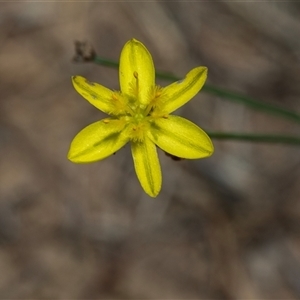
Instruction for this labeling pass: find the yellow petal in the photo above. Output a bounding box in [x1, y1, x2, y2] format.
[72, 76, 115, 115]
[149, 115, 214, 159]
[68, 119, 129, 163]
[119, 39, 155, 105]
[131, 138, 162, 197]
[160, 67, 207, 114]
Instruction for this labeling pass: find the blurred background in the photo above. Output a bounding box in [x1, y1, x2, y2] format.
[1, 1, 300, 299]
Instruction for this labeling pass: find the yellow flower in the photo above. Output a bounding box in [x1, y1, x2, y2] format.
[68, 38, 214, 197]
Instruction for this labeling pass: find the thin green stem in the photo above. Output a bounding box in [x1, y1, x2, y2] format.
[207, 132, 300, 145]
[93, 56, 119, 68]
[202, 85, 300, 124]
[93, 56, 300, 124]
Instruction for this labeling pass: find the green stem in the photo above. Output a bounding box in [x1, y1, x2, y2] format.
[207, 132, 300, 145]
[202, 85, 300, 124]
[93, 56, 300, 124]
[93, 56, 119, 68]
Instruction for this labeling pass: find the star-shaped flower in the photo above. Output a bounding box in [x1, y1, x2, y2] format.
[68, 38, 214, 197]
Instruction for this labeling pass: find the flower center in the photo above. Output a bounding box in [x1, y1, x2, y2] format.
[134, 112, 146, 122]
[124, 100, 152, 142]
[111, 72, 166, 141]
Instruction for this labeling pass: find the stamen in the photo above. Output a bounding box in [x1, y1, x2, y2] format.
[128, 122, 148, 142]
[144, 104, 153, 116]
[144, 86, 165, 116]
[110, 92, 134, 116]
[112, 93, 119, 101]
[155, 86, 162, 98]
[134, 72, 139, 93]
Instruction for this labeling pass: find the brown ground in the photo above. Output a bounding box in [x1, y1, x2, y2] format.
[1, 2, 300, 299]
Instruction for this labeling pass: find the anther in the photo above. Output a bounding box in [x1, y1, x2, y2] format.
[133, 71, 138, 79]
[112, 93, 118, 100]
